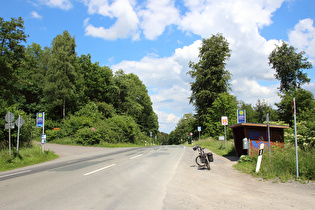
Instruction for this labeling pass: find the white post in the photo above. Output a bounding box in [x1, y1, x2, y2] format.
[256, 143, 264, 173]
[17, 115, 21, 152]
[293, 98, 299, 178]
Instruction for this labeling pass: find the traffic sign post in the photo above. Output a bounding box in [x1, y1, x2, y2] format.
[198, 126, 201, 142]
[5, 112, 15, 157]
[15, 115, 25, 152]
[37, 112, 45, 152]
[221, 116, 228, 149]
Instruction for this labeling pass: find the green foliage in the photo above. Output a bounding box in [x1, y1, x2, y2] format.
[234, 144, 315, 181]
[168, 113, 196, 145]
[0, 17, 158, 148]
[0, 17, 28, 105]
[113, 70, 158, 135]
[276, 88, 315, 126]
[285, 121, 315, 150]
[188, 33, 232, 131]
[0, 104, 35, 149]
[269, 41, 312, 93]
[205, 92, 237, 138]
[44, 30, 77, 120]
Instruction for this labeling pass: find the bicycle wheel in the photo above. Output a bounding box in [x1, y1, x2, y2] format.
[195, 155, 202, 166]
[205, 159, 210, 170]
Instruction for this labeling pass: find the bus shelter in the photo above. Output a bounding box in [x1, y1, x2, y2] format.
[229, 123, 289, 156]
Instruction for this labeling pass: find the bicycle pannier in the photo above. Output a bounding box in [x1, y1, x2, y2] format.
[207, 153, 214, 162]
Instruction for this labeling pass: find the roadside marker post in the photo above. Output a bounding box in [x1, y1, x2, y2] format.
[255, 143, 264, 173]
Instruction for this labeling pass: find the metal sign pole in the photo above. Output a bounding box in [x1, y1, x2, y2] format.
[17, 116, 20, 152]
[293, 98, 299, 178]
[224, 125, 227, 149]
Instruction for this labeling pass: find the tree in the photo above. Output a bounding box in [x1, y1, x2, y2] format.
[268, 41, 312, 93]
[205, 92, 237, 138]
[0, 17, 28, 105]
[17, 43, 45, 115]
[254, 99, 277, 123]
[276, 89, 315, 125]
[44, 30, 77, 120]
[113, 70, 158, 135]
[188, 33, 232, 130]
[168, 113, 195, 145]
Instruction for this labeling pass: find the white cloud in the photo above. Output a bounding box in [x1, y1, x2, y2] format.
[289, 18, 315, 59]
[41, 0, 73, 10]
[31, 11, 43, 20]
[83, 0, 140, 40]
[138, 0, 181, 40]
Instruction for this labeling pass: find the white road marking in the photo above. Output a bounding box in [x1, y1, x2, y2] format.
[0, 170, 32, 179]
[130, 154, 143, 159]
[84, 164, 116, 176]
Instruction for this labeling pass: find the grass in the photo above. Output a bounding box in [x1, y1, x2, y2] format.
[0, 143, 59, 172]
[234, 145, 315, 182]
[190, 138, 236, 156]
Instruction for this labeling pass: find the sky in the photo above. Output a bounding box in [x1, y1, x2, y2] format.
[1, 0, 315, 134]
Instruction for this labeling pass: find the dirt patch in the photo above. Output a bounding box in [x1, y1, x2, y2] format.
[163, 146, 315, 209]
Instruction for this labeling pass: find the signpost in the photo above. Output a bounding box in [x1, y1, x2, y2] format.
[37, 112, 45, 152]
[198, 126, 201, 142]
[221, 116, 228, 149]
[15, 115, 25, 152]
[5, 112, 15, 157]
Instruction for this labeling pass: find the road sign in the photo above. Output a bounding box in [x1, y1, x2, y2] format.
[5, 112, 14, 123]
[15, 116, 25, 128]
[198, 126, 201, 131]
[221, 116, 228, 125]
[5, 123, 15, 129]
[37, 112, 44, 127]
[237, 110, 246, 123]
[41, 134, 47, 144]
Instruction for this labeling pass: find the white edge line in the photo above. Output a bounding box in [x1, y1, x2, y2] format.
[84, 164, 116, 176]
[130, 154, 143, 159]
[0, 169, 32, 179]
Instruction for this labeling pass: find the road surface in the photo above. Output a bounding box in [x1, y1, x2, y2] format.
[1, 143, 314, 209]
[0, 144, 184, 209]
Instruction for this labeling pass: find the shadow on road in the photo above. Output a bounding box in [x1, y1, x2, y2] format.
[222, 155, 240, 163]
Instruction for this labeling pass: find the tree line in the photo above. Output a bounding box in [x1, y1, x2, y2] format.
[0, 17, 161, 148]
[169, 33, 315, 150]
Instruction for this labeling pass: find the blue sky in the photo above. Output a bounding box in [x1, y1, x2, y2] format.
[1, 0, 315, 134]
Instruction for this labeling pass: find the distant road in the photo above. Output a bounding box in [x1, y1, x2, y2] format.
[0, 144, 185, 209]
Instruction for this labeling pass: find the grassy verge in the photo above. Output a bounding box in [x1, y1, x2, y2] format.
[0, 143, 59, 172]
[234, 145, 315, 182]
[190, 138, 236, 156]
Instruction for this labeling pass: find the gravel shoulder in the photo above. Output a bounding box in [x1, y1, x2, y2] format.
[163, 146, 315, 210]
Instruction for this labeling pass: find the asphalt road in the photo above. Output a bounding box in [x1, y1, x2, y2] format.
[1, 144, 314, 210]
[0, 144, 184, 210]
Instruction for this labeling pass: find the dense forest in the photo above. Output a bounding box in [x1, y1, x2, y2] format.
[0, 17, 166, 149]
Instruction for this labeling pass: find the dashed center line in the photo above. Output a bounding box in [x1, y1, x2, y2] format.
[84, 164, 116, 176]
[130, 154, 143, 159]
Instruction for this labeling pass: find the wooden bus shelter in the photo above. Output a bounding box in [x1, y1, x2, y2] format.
[229, 123, 289, 156]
